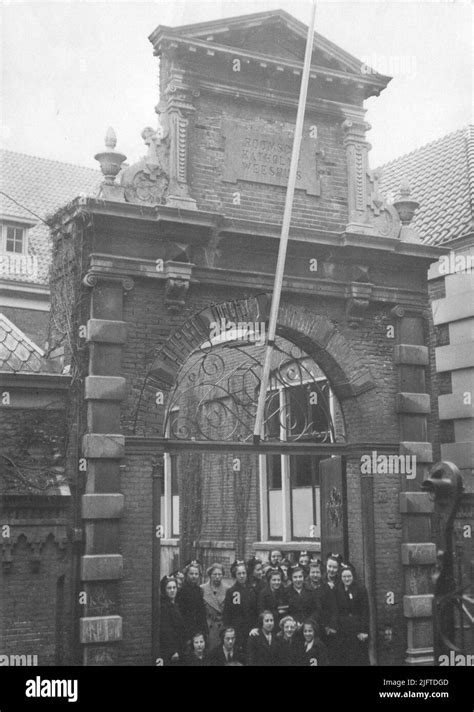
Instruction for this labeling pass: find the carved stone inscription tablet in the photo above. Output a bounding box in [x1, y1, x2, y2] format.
[222, 119, 320, 196]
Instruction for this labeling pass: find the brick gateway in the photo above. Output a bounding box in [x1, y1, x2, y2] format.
[44, 10, 467, 666]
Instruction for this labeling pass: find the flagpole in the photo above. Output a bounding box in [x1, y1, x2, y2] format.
[253, 0, 317, 442]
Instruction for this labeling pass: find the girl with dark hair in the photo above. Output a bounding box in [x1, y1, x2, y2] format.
[185, 631, 210, 666]
[246, 556, 266, 597]
[200, 562, 228, 650]
[176, 560, 208, 644]
[335, 565, 370, 666]
[247, 610, 280, 666]
[295, 619, 329, 666]
[258, 568, 289, 623]
[159, 576, 186, 665]
[223, 560, 257, 655]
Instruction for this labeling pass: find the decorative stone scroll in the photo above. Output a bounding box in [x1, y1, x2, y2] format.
[121, 122, 169, 205]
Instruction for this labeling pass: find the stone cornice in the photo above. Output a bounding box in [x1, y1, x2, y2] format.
[0, 372, 71, 389]
[86, 253, 429, 309]
[151, 31, 388, 97]
[180, 72, 365, 116]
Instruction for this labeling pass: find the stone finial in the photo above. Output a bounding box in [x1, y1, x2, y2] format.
[94, 128, 127, 186]
[394, 177, 420, 226]
[105, 127, 117, 150]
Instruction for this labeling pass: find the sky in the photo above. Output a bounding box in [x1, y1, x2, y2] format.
[0, 0, 472, 170]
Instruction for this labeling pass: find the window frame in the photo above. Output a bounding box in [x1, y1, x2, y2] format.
[259, 377, 334, 544]
[1, 222, 28, 255]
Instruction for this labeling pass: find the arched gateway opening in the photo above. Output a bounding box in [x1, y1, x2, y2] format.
[134, 296, 396, 605]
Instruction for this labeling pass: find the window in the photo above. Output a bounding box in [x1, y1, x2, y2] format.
[259, 379, 334, 542]
[161, 409, 180, 538]
[1, 224, 27, 254]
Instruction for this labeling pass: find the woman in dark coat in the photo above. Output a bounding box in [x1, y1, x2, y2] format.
[247, 556, 266, 598]
[276, 615, 300, 666]
[287, 566, 319, 626]
[295, 619, 329, 666]
[319, 554, 342, 664]
[247, 610, 280, 666]
[176, 561, 208, 644]
[335, 566, 370, 666]
[159, 575, 186, 665]
[258, 568, 289, 623]
[223, 560, 257, 655]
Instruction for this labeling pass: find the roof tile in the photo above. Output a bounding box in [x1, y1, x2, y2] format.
[378, 125, 474, 246]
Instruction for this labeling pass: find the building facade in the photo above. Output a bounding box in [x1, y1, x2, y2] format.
[1, 10, 472, 667]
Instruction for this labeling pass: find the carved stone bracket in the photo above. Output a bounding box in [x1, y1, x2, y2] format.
[390, 305, 406, 319]
[83, 271, 135, 292]
[345, 281, 373, 328]
[164, 260, 194, 313]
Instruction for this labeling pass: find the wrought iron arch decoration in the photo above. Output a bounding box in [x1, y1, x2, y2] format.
[131, 294, 367, 439]
[162, 336, 338, 443]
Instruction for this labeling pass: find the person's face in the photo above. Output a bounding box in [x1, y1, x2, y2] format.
[299, 554, 310, 567]
[236, 565, 247, 584]
[262, 614, 274, 633]
[165, 581, 177, 600]
[175, 572, 184, 589]
[342, 569, 354, 587]
[292, 571, 304, 590]
[193, 635, 205, 653]
[187, 566, 200, 584]
[223, 631, 235, 651]
[253, 563, 264, 580]
[283, 620, 296, 639]
[280, 564, 289, 580]
[270, 550, 282, 565]
[327, 558, 339, 580]
[210, 568, 223, 586]
[270, 574, 281, 591]
[309, 566, 322, 584]
[303, 624, 315, 643]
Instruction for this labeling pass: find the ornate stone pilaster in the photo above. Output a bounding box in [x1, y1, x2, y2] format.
[342, 117, 372, 234]
[161, 77, 200, 211]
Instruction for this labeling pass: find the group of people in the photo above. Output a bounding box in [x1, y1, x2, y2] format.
[159, 549, 370, 666]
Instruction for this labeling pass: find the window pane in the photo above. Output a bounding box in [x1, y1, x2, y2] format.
[264, 390, 280, 438]
[267, 454, 281, 488]
[290, 454, 312, 487]
[268, 489, 283, 538]
[172, 495, 180, 537]
[291, 486, 313, 539]
[6, 226, 24, 253]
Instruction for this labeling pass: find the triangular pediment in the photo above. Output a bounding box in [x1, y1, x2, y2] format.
[170, 9, 365, 76]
